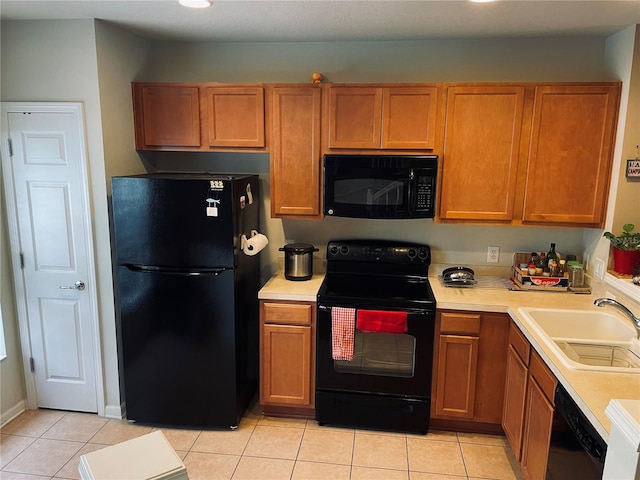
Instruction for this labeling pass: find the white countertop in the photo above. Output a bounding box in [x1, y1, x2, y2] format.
[258, 271, 325, 302]
[431, 276, 640, 442]
[258, 270, 640, 442]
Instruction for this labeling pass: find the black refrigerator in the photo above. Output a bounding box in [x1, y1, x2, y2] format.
[111, 173, 260, 428]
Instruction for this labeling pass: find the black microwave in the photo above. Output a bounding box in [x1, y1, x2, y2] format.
[323, 154, 438, 219]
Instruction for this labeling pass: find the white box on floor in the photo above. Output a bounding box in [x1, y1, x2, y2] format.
[78, 430, 189, 480]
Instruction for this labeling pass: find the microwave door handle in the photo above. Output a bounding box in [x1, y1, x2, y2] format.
[407, 169, 415, 215]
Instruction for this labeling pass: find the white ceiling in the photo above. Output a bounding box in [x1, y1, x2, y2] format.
[1, 0, 639, 43]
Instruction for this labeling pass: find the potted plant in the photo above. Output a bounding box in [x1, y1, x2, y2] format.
[603, 223, 640, 275]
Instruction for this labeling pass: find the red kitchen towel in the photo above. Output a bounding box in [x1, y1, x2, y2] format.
[331, 307, 355, 361]
[356, 309, 408, 334]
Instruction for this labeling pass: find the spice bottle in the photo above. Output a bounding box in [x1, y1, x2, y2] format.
[547, 243, 558, 270]
[557, 259, 567, 278]
[536, 253, 545, 275]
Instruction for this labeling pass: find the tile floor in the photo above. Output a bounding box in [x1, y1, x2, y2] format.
[1, 400, 524, 480]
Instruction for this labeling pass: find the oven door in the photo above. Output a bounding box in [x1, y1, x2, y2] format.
[316, 304, 435, 398]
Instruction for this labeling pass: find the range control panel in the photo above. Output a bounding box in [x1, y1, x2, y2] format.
[326, 240, 430, 265]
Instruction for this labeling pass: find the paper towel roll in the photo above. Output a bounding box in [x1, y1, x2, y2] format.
[242, 231, 268, 256]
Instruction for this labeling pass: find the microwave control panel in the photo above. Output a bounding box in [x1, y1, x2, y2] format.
[416, 177, 434, 211]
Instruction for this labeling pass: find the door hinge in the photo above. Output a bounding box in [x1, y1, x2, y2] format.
[7, 138, 13, 157]
[29, 357, 35, 373]
[20, 253, 24, 269]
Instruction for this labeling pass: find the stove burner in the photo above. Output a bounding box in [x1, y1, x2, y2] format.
[318, 239, 436, 309]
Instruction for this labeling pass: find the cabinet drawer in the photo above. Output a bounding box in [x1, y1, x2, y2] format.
[509, 322, 530, 365]
[440, 312, 481, 335]
[263, 302, 312, 325]
[529, 350, 557, 405]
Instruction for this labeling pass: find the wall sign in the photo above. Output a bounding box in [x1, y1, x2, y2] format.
[627, 158, 640, 180]
[627, 145, 640, 181]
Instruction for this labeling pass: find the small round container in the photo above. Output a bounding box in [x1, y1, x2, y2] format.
[279, 243, 319, 281]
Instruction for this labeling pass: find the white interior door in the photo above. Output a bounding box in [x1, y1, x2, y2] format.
[1, 103, 102, 413]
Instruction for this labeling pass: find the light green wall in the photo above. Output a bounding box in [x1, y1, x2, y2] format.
[0, 162, 26, 425]
[140, 37, 608, 83]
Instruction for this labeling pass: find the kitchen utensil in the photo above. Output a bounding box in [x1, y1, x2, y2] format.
[442, 266, 475, 282]
[442, 266, 476, 287]
[280, 243, 319, 281]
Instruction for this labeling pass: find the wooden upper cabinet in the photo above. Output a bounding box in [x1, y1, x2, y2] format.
[206, 86, 265, 147]
[328, 86, 438, 150]
[382, 87, 438, 149]
[270, 86, 322, 218]
[439, 85, 526, 222]
[522, 84, 620, 227]
[132, 83, 201, 149]
[328, 87, 382, 149]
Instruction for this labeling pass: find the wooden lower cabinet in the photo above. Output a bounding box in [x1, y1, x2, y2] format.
[520, 367, 555, 480]
[259, 300, 316, 417]
[431, 310, 509, 430]
[502, 321, 557, 480]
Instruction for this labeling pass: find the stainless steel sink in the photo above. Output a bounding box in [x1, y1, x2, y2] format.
[518, 307, 640, 373]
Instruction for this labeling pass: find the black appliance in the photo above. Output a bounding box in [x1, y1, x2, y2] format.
[546, 384, 607, 479]
[316, 240, 436, 434]
[111, 173, 260, 429]
[323, 154, 438, 219]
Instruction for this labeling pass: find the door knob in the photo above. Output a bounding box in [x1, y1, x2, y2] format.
[59, 281, 85, 291]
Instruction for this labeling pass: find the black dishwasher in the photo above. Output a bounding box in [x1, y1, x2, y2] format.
[546, 384, 607, 480]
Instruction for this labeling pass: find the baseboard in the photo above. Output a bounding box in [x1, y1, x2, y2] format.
[1, 400, 26, 428]
[104, 403, 124, 419]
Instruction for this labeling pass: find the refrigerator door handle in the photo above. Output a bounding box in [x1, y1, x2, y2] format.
[124, 264, 230, 276]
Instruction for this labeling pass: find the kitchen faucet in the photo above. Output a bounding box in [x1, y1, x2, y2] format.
[594, 298, 640, 338]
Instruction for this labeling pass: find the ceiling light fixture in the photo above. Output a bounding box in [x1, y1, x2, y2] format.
[469, 0, 496, 2]
[179, 0, 212, 8]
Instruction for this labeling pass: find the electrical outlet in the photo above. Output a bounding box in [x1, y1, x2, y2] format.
[487, 246, 500, 263]
[593, 258, 605, 280]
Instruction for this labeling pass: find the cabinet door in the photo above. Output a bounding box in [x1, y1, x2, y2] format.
[439, 86, 525, 221]
[502, 344, 529, 461]
[133, 84, 201, 149]
[382, 87, 438, 149]
[328, 87, 383, 149]
[270, 86, 322, 218]
[473, 312, 510, 424]
[435, 334, 479, 419]
[261, 324, 313, 407]
[520, 377, 554, 480]
[523, 84, 619, 227]
[206, 87, 265, 147]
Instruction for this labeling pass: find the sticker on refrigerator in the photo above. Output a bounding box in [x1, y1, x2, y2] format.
[206, 180, 223, 217]
[240, 196, 246, 209]
[206, 198, 220, 217]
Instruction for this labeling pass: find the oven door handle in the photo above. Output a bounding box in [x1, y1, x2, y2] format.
[318, 304, 434, 316]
